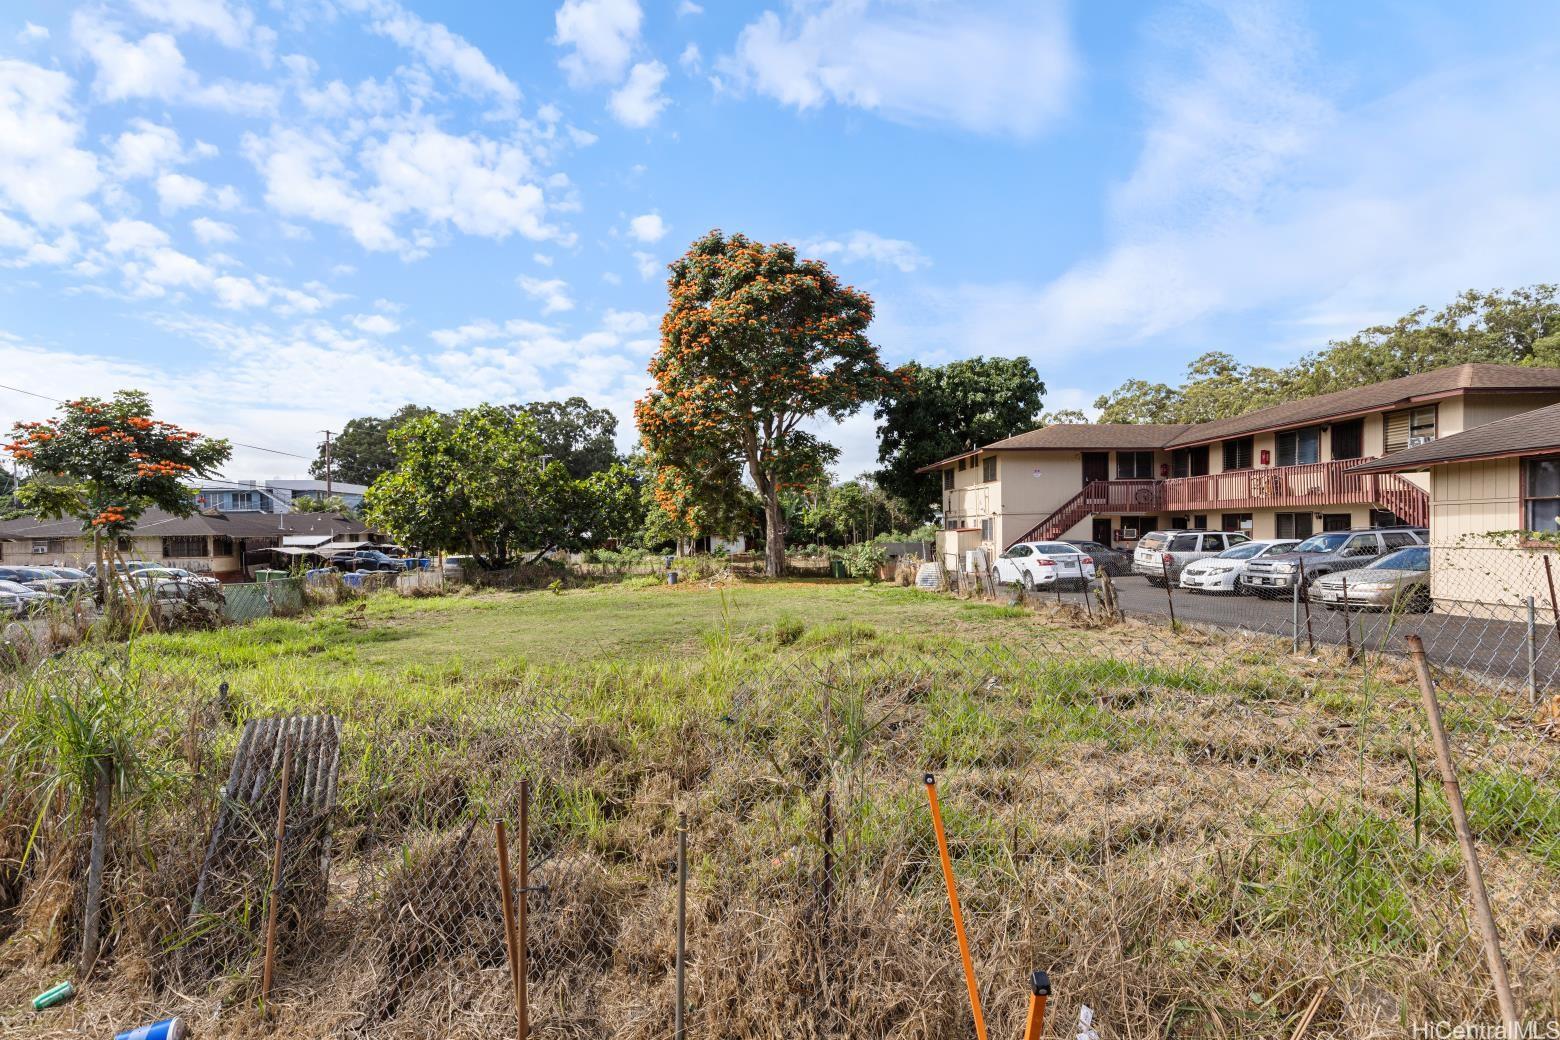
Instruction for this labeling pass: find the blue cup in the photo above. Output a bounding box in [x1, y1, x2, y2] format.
[115, 1017, 186, 1040]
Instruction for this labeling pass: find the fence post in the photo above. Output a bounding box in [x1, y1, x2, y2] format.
[496, 819, 523, 1040]
[1160, 557, 1177, 630]
[675, 812, 688, 1040]
[1527, 595, 1538, 705]
[1290, 573, 1301, 653]
[1341, 576, 1356, 664]
[517, 778, 530, 1039]
[261, 735, 294, 1016]
[1298, 559, 1316, 653]
[1405, 635, 1522, 1035]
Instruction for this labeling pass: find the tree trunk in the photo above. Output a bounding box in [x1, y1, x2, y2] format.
[763, 488, 785, 578]
[80, 754, 113, 975]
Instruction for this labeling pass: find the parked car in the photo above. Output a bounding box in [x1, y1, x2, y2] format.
[993, 541, 1097, 590]
[0, 579, 64, 616]
[442, 555, 473, 580]
[0, 565, 87, 595]
[1241, 527, 1427, 596]
[1177, 539, 1300, 594]
[1064, 540, 1132, 577]
[84, 560, 161, 577]
[45, 566, 91, 582]
[1309, 544, 1432, 612]
[128, 566, 221, 590]
[1132, 530, 1250, 585]
[328, 549, 405, 572]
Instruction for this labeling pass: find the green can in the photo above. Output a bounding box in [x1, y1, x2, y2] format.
[32, 981, 74, 1010]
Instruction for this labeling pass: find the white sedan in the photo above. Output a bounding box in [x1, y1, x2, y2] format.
[1178, 539, 1299, 594]
[993, 541, 1096, 590]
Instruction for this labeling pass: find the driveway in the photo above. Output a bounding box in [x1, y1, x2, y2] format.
[1085, 575, 1557, 689]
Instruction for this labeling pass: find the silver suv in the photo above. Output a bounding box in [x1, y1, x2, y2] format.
[1241, 527, 1427, 595]
[1132, 530, 1249, 585]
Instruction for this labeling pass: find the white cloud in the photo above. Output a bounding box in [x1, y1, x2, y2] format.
[429, 317, 555, 348]
[724, 1, 1076, 137]
[609, 61, 669, 127]
[554, 0, 643, 86]
[799, 230, 928, 273]
[191, 216, 237, 244]
[677, 1, 703, 15]
[346, 0, 521, 107]
[18, 23, 50, 43]
[156, 172, 222, 213]
[516, 274, 574, 314]
[103, 218, 170, 254]
[627, 212, 668, 243]
[351, 312, 401, 335]
[244, 123, 555, 253]
[0, 60, 102, 227]
[71, 11, 279, 113]
[679, 42, 702, 73]
[109, 119, 184, 179]
[632, 250, 659, 281]
[126, 0, 266, 53]
[533, 252, 554, 266]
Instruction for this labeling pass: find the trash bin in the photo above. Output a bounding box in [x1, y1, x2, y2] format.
[830, 560, 847, 579]
[253, 568, 288, 582]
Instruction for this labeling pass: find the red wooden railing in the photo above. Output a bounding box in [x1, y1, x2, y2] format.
[1008, 458, 1427, 547]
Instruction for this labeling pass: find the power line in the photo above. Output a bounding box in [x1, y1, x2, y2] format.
[0, 380, 314, 460]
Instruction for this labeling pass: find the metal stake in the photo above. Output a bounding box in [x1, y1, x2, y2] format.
[1527, 596, 1538, 705]
[261, 735, 294, 1015]
[675, 812, 688, 1040]
[1405, 635, 1521, 1034]
[1298, 559, 1316, 653]
[1160, 557, 1177, 629]
[517, 778, 530, 1038]
[923, 774, 988, 1040]
[1291, 572, 1301, 653]
[1022, 970, 1051, 1040]
[1341, 576, 1355, 664]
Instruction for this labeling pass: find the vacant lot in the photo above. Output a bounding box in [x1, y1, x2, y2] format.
[2, 577, 1555, 1039]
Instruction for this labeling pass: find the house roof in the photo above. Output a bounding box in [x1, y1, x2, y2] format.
[1349, 400, 1560, 473]
[917, 363, 1560, 471]
[1163, 363, 1560, 447]
[0, 508, 372, 541]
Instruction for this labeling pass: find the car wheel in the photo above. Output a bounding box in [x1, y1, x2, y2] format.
[1020, 571, 1034, 591]
[1407, 587, 1433, 613]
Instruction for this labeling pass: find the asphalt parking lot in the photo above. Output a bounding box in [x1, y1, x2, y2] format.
[1099, 574, 1554, 687]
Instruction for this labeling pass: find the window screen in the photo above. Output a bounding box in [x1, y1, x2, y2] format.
[943, 470, 954, 491]
[1525, 455, 1560, 533]
[1222, 437, 1254, 471]
[1385, 406, 1437, 453]
[983, 457, 997, 482]
[1116, 451, 1155, 479]
[1275, 427, 1321, 467]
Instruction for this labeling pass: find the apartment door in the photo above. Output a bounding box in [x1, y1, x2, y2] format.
[1092, 518, 1113, 544]
[1331, 419, 1364, 461]
[1082, 452, 1109, 485]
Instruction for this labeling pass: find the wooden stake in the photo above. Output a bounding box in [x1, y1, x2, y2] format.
[261, 735, 294, 1015]
[1405, 635, 1521, 1034]
[923, 774, 988, 1040]
[517, 778, 530, 1039]
[496, 820, 523, 1040]
[1287, 982, 1328, 1040]
[79, 754, 113, 975]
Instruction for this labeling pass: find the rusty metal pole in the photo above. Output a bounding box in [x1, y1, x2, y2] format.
[1298, 559, 1316, 653]
[1160, 557, 1177, 629]
[675, 812, 688, 1040]
[1341, 576, 1356, 664]
[1406, 635, 1521, 1034]
[496, 820, 523, 1040]
[261, 735, 294, 1015]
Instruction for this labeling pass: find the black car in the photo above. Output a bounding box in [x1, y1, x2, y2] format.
[1064, 540, 1132, 577]
[327, 549, 405, 572]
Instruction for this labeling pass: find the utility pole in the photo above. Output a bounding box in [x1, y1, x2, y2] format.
[321, 430, 334, 496]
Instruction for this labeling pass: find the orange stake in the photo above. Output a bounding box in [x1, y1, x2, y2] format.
[924, 773, 988, 1040]
[1022, 970, 1050, 1040]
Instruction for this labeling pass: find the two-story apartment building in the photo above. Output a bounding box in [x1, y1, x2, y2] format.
[920, 363, 1560, 570]
[193, 478, 369, 513]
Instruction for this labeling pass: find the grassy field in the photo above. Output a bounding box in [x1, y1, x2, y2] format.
[2, 576, 1556, 1039]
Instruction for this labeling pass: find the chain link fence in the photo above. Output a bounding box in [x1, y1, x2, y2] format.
[1, 555, 1556, 1039]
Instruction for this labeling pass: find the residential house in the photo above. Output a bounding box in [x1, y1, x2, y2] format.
[918, 363, 1560, 571]
[192, 478, 368, 513]
[0, 508, 377, 581]
[1350, 400, 1560, 618]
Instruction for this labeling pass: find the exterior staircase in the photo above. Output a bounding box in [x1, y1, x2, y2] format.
[1373, 473, 1430, 528]
[915, 561, 942, 590]
[1010, 480, 1163, 547]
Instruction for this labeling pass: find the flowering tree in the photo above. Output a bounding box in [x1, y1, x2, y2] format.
[5, 390, 231, 583]
[636, 230, 899, 576]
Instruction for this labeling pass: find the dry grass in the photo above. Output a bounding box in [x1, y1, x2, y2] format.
[1, 581, 1556, 1038]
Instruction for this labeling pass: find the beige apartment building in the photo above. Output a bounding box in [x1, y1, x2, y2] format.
[921, 364, 1560, 570]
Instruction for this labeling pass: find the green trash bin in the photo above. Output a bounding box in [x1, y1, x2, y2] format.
[830, 560, 847, 579]
[253, 568, 288, 582]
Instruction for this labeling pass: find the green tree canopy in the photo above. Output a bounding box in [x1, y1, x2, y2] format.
[312, 404, 436, 486]
[1095, 285, 1560, 424]
[518, 397, 621, 478]
[874, 356, 1046, 513]
[636, 230, 896, 576]
[363, 405, 637, 569]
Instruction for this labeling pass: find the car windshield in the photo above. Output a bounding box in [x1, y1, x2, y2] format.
[0, 580, 33, 594]
[1366, 546, 1430, 571]
[49, 568, 87, 578]
[1033, 543, 1077, 556]
[1260, 541, 1300, 556]
[1294, 532, 1349, 553]
[1138, 533, 1168, 550]
[1217, 542, 1265, 560]
[14, 567, 56, 578]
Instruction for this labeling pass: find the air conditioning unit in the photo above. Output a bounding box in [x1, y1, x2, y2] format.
[1407, 435, 1434, 447]
[30, 545, 48, 554]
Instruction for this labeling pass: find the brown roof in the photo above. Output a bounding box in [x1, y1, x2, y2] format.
[0, 508, 373, 541]
[985, 423, 1190, 451]
[1164, 363, 1560, 447]
[1349, 400, 1560, 473]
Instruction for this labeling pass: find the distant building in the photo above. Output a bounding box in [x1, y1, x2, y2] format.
[193, 478, 368, 513]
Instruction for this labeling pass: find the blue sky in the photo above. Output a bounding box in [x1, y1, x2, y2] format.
[2, 1, 1559, 481]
